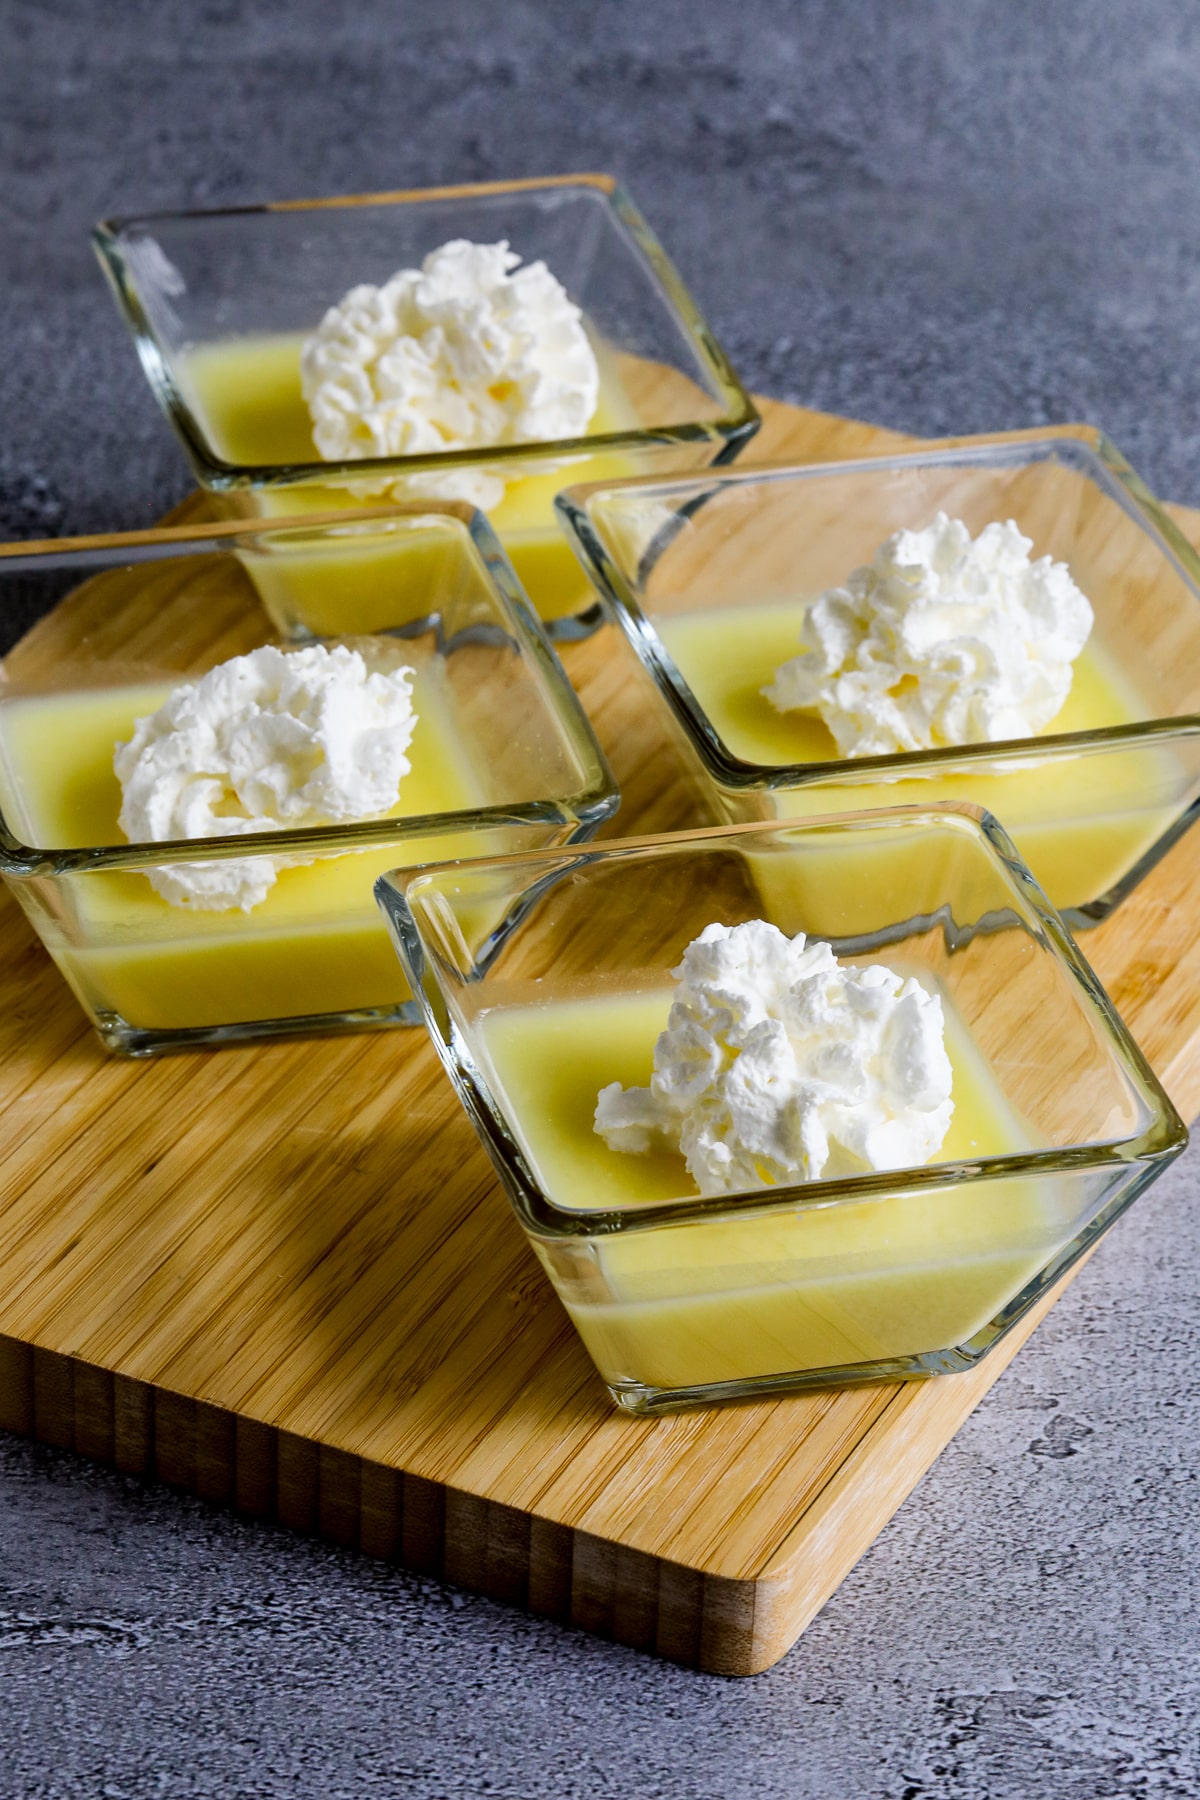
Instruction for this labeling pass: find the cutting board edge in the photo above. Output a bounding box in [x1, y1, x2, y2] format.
[0, 1329, 803, 1675]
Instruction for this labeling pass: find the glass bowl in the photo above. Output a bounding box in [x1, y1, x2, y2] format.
[93, 173, 759, 640]
[0, 505, 618, 1055]
[376, 807, 1185, 1413]
[555, 426, 1200, 928]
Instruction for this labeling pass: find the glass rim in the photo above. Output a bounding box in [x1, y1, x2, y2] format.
[380, 802, 1189, 1238]
[92, 172, 761, 489]
[0, 502, 619, 874]
[555, 422, 1200, 784]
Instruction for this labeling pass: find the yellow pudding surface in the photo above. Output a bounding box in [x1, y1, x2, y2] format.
[0, 668, 486, 1033]
[656, 599, 1183, 914]
[180, 333, 639, 623]
[478, 987, 1072, 1390]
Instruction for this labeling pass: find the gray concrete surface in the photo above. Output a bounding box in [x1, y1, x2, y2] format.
[4, 2, 1200, 1794]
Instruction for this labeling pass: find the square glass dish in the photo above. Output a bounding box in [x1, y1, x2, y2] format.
[376, 808, 1186, 1413]
[0, 505, 618, 1055]
[93, 173, 759, 639]
[556, 426, 1200, 926]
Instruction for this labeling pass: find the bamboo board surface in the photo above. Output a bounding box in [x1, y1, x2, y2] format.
[2, 395, 1200, 1678]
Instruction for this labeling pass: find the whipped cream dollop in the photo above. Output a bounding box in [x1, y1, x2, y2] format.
[299, 239, 600, 510]
[115, 643, 417, 912]
[594, 920, 954, 1198]
[763, 513, 1094, 757]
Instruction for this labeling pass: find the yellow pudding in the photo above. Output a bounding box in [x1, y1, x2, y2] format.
[477, 987, 1072, 1391]
[656, 599, 1182, 915]
[0, 668, 486, 1034]
[180, 334, 639, 624]
[237, 520, 470, 646]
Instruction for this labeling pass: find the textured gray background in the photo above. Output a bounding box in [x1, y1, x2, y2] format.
[4, 2, 1200, 1795]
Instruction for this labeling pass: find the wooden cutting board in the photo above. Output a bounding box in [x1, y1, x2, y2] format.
[2, 396, 1199, 1678]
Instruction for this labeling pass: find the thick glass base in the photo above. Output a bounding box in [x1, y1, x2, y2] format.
[611, 1360, 957, 1418]
[92, 1000, 421, 1057]
[605, 1350, 963, 1416]
[541, 600, 605, 643]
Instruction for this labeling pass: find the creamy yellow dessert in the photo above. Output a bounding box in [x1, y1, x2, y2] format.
[657, 598, 1179, 915]
[477, 984, 1065, 1391]
[180, 332, 638, 625]
[0, 667, 485, 1033]
[235, 518, 472, 643]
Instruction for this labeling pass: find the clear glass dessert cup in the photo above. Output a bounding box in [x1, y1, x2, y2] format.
[376, 807, 1186, 1413]
[0, 505, 618, 1055]
[555, 425, 1200, 928]
[93, 173, 759, 641]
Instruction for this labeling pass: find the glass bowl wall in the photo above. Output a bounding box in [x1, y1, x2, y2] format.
[556, 426, 1200, 926]
[377, 808, 1185, 1413]
[0, 506, 617, 1054]
[94, 174, 759, 639]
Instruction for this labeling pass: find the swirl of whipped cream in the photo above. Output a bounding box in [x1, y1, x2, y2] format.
[594, 920, 953, 1198]
[763, 513, 1094, 757]
[299, 239, 600, 510]
[115, 643, 417, 912]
